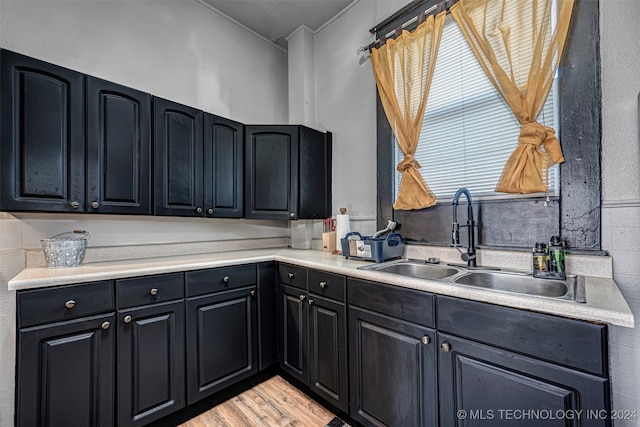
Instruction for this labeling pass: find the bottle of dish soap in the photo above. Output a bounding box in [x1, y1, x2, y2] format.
[532, 242, 549, 278]
[548, 236, 566, 280]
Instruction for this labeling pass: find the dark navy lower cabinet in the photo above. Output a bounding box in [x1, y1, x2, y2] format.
[17, 313, 115, 427]
[277, 266, 348, 413]
[186, 286, 258, 404]
[278, 283, 310, 385]
[117, 300, 186, 427]
[348, 306, 437, 427]
[437, 333, 611, 427]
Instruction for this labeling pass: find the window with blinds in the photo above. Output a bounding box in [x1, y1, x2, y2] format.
[394, 14, 559, 202]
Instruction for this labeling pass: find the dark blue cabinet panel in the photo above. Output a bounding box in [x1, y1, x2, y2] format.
[1, 50, 85, 212]
[17, 313, 115, 427]
[86, 76, 151, 214]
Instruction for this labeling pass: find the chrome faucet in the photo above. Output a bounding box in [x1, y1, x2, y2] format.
[452, 188, 477, 268]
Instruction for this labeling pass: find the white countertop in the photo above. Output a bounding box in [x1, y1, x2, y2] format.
[8, 248, 634, 328]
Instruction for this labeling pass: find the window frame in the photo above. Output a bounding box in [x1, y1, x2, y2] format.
[375, 0, 603, 252]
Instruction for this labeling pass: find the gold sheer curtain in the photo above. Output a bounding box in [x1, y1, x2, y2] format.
[451, 0, 574, 193]
[371, 11, 446, 210]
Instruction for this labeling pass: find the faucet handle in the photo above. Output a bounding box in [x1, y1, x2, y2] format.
[451, 222, 460, 245]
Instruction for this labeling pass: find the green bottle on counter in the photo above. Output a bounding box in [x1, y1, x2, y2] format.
[548, 236, 566, 279]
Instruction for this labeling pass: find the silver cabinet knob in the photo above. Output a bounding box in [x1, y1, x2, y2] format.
[288, 272, 295, 279]
[70, 201, 80, 209]
[223, 276, 230, 283]
[299, 294, 306, 301]
[65, 300, 76, 309]
[441, 342, 452, 352]
[308, 299, 314, 305]
[123, 315, 132, 324]
[195, 207, 203, 214]
[250, 289, 256, 297]
[319, 281, 327, 289]
[150, 288, 158, 296]
[421, 336, 431, 345]
[101, 321, 110, 330]
[289, 212, 296, 218]
[207, 208, 214, 215]
[91, 201, 99, 209]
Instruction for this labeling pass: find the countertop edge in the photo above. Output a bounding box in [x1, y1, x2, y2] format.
[8, 248, 635, 328]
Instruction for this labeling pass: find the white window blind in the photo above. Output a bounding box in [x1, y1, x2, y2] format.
[394, 14, 559, 201]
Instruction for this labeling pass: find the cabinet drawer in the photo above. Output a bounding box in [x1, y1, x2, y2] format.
[308, 269, 345, 302]
[117, 273, 184, 309]
[186, 264, 257, 297]
[347, 278, 435, 328]
[18, 281, 114, 328]
[278, 263, 307, 289]
[437, 296, 608, 376]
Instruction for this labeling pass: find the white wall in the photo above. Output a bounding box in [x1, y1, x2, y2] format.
[314, 0, 409, 234]
[0, 1, 291, 424]
[600, 1, 640, 424]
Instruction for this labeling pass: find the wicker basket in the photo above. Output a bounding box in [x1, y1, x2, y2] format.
[41, 230, 89, 268]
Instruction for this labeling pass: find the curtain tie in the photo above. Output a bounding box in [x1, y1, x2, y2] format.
[518, 122, 565, 164]
[397, 154, 422, 173]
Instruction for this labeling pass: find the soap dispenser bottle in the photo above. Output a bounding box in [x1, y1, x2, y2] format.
[548, 236, 566, 279]
[532, 242, 549, 278]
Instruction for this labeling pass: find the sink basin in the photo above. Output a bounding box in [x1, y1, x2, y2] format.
[359, 259, 585, 303]
[359, 259, 461, 280]
[454, 271, 585, 302]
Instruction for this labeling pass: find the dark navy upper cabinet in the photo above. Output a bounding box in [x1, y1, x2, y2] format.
[87, 76, 152, 214]
[245, 125, 331, 220]
[1, 49, 85, 212]
[204, 114, 243, 218]
[154, 97, 204, 217]
[154, 98, 243, 218]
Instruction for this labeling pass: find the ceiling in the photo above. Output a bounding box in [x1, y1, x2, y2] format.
[201, 0, 353, 49]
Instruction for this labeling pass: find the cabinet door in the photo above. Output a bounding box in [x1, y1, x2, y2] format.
[17, 313, 115, 427]
[278, 283, 308, 384]
[117, 300, 185, 427]
[299, 126, 332, 219]
[245, 126, 298, 220]
[438, 333, 611, 427]
[349, 306, 437, 427]
[204, 114, 243, 218]
[0, 50, 85, 212]
[309, 295, 348, 413]
[154, 97, 204, 216]
[86, 76, 151, 214]
[186, 287, 258, 404]
[258, 261, 278, 371]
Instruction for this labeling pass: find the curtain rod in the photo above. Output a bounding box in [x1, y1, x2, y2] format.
[365, 0, 457, 52]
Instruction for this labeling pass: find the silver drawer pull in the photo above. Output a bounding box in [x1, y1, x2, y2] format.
[250, 289, 256, 297]
[441, 342, 452, 352]
[319, 281, 327, 289]
[223, 276, 230, 283]
[65, 300, 76, 309]
[101, 321, 110, 330]
[421, 336, 431, 345]
[123, 315, 132, 324]
[288, 272, 295, 279]
[150, 288, 158, 296]
[299, 294, 306, 301]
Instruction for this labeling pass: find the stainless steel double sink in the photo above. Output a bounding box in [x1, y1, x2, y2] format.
[359, 259, 586, 303]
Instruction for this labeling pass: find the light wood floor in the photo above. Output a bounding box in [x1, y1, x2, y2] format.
[179, 375, 336, 427]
